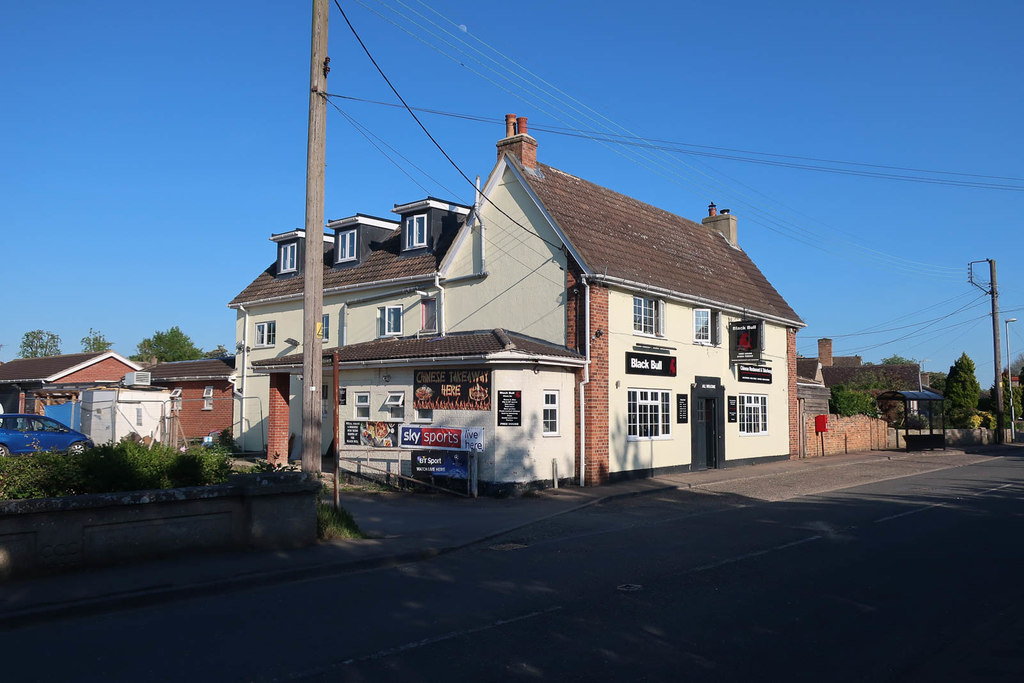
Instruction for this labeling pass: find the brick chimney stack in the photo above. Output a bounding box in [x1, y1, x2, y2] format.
[701, 201, 737, 245]
[496, 112, 538, 169]
[818, 338, 834, 367]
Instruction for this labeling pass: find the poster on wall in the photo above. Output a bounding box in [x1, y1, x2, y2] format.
[729, 320, 763, 363]
[411, 450, 469, 478]
[399, 425, 485, 452]
[413, 368, 491, 411]
[727, 396, 738, 423]
[344, 421, 398, 448]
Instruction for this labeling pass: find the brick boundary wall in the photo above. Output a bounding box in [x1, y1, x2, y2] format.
[805, 414, 889, 457]
[267, 373, 290, 466]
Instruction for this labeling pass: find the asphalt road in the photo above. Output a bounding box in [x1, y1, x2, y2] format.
[4, 454, 1023, 682]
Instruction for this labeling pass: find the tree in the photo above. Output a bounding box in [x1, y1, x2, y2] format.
[927, 371, 947, 395]
[829, 385, 878, 417]
[19, 330, 61, 358]
[944, 352, 981, 428]
[880, 354, 916, 365]
[131, 327, 205, 363]
[203, 345, 231, 358]
[81, 328, 113, 353]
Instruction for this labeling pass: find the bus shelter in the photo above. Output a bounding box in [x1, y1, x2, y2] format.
[876, 389, 945, 451]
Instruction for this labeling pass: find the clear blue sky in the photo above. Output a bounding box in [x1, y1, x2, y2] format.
[3, 0, 1022, 385]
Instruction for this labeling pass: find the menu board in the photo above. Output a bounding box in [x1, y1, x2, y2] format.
[497, 390, 522, 426]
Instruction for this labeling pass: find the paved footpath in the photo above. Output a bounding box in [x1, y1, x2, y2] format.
[0, 445, 1014, 627]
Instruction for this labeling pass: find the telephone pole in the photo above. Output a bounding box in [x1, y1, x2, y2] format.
[970, 259, 1004, 444]
[301, 0, 329, 473]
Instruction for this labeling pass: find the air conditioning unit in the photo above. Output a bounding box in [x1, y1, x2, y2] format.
[123, 371, 151, 386]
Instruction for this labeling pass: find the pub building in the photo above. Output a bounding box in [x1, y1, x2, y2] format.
[237, 114, 802, 490]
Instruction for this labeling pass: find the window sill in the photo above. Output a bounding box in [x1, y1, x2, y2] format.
[626, 435, 673, 442]
[542, 432, 560, 438]
[633, 331, 665, 340]
[739, 432, 769, 437]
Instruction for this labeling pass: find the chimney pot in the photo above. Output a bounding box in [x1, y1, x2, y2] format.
[504, 113, 516, 138]
[708, 202, 717, 217]
[721, 208, 730, 215]
[516, 116, 528, 136]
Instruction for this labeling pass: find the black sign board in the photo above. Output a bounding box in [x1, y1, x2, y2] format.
[738, 364, 773, 384]
[497, 390, 522, 427]
[338, 387, 346, 405]
[413, 368, 491, 411]
[727, 396, 738, 423]
[729, 320, 763, 363]
[625, 352, 677, 377]
[343, 421, 362, 445]
[676, 394, 689, 423]
[411, 450, 469, 479]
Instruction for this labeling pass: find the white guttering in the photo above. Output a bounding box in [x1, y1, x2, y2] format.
[228, 273, 437, 309]
[434, 274, 445, 336]
[579, 275, 591, 487]
[476, 175, 487, 274]
[257, 354, 586, 373]
[589, 273, 805, 329]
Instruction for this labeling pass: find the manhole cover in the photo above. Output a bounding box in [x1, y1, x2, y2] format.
[617, 584, 643, 592]
[489, 543, 528, 551]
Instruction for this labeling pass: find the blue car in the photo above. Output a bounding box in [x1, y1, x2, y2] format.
[0, 414, 93, 457]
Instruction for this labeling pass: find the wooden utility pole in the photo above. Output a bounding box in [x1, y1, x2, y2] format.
[301, 0, 329, 473]
[970, 259, 1004, 444]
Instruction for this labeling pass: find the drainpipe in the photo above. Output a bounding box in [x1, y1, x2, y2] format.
[435, 274, 445, 335]
[476, 175, 486, 274]
[579, 275, 591, 486]
[239, 304, 249, 452]
[340, 302, 347, 346]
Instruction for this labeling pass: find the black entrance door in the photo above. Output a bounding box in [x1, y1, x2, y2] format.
[695, 398, 718, 469]
[691, 376, 725, 470]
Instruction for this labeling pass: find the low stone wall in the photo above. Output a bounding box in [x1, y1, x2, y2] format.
[0, 472, 320, 580]
[804, 414, 889, 457]
[889, 428, 1001, 449]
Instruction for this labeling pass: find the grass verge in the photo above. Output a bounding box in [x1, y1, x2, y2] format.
[317, 501, 364, 540]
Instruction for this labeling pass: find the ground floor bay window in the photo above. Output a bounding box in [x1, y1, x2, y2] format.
[627, 389, 671, 439]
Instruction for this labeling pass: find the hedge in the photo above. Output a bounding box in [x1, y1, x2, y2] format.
[0, 440, 233, 500]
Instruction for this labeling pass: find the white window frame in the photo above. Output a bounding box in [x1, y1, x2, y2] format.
[693, 308, 721, 345]
[321, 314, 330, 342]
[414, 406, 434, 423]
[542, 390, 559, 436]
[354, 392, 370, 419]
[626, 389, 672, 440]
[170, 387, 183, 412]
[379, 305, 403, 337]
[279, 242, 297, 273]
[254, 321, 276, 348]
[633, 296, 665, 337]
[336, 229, 357, 263]
[738, 394, 768, 435]
[405, 214, 428, 250]
[385, 391, 405, 420]
[202, 386, 214, 411]
[421, 298, 437, 333]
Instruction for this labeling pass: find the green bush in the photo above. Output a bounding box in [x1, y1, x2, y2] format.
[0, 441, 233, 501]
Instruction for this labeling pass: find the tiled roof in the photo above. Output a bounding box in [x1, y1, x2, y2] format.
[821, 364, 921, 390]
[147, 357, 236, 381]
[229, 221, 463, 306]
[252, 330, 584, 369]
[0, 353, 107, 383]
[796, 358, 822, 383]
[518, 160, 803, 325]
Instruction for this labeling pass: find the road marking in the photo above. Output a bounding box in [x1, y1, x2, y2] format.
[278, 605, 563, 678]
[873, 482, 1017, 524]
[688, 535, 822, 574]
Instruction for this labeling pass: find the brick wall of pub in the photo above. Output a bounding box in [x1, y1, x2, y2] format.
[583, 283, 610, 486]
[804, 414, 888, 457]
[267, 373, 291, 466]
[787, 328, 800, 459]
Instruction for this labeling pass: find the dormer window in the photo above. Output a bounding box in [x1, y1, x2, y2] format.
[336, 229, 357, 263]
[405, 215, 428, 250]
[279, 242, 297, 273]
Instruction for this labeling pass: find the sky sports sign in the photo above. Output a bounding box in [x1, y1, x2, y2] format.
[625, 352, 677, 377]
[398, 425, 485, 452]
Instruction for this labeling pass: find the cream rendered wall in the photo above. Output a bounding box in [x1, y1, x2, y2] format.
[334, 365, 575, 485]
[605, 287, 791, 475]
[443, 167, 567, 344]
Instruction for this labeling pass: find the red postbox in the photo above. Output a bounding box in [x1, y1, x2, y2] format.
[814, 414, 829, 434]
